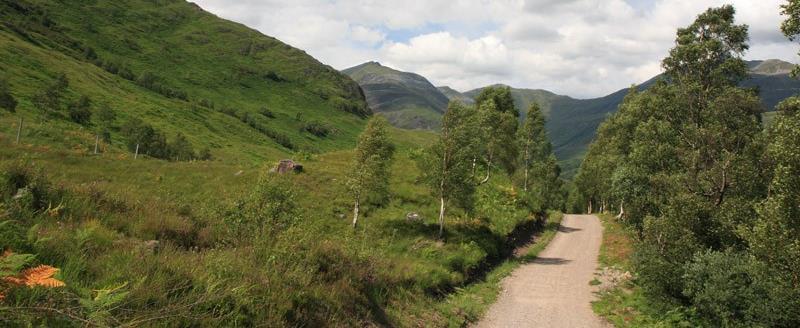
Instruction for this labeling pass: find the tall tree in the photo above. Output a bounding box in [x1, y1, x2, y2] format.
[418, 101, 477, 237]
[474, 86, 518, 183]
[346, 117, 394, 228]
[517, 103, 561, 214]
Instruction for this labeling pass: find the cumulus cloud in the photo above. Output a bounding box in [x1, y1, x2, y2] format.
[193, 0, 797, 98]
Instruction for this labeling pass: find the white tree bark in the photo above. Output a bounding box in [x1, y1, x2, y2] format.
[352, 198, 360, 228]
[615, 201, 625, 220]
[438, 196, 445, 238]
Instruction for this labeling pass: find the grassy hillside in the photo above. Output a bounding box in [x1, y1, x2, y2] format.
[437, 86, 474, 105]
[0, 0, 370, 163]
[343, 62, 449, 129]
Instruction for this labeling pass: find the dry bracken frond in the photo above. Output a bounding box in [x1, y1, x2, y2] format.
[3, 265, 66, 288]
[19, 265, 66, 287]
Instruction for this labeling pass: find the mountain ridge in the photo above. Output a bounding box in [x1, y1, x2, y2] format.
[342, 61, 448, 129]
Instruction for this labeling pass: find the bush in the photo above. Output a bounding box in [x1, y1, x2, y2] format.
[259, 107, 274, 118]
[222, 174, 297, 240]
[32, 73, 68, 113]
[67, 95, 92, 124]
[0, 78, 17, 112]
[120, 118, 170, 159]
[302, 121, 331, 137]
[197, 147, 212, 161]
[683, 250, 761, 326]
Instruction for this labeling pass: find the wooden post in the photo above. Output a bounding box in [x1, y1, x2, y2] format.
[134, 144, 139, 159]
[94, 134, 99, 154]
[15, 117, 23, 144]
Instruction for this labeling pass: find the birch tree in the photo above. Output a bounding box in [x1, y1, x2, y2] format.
[474, 86, 518, 184]
[418, 101, 477, 237]
[347, 117, 394, 228]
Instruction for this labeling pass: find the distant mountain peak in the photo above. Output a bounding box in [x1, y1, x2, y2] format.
[342, 62, 450, 129]
[751, 59, 796, 75]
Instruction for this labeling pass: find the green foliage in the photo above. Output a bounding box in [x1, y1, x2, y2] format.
[474, 87, 519, 178]
[682, 250, 762, 326]
[0, 78, 17, 113]
[169, 133, 195, 161]
[79, 282, 130, 326]
[516, 103, 563, 213]
[578, 5, 800, 327]
[120, 118, 170, 159]
[663, 5, 749, 89]
[418, 101, 478, 235]
[222, 174, 297, 240]
[94, 104, 116, 142]
[32, 73, 69, 114]
[0, 249, 35, 277]
[302, 120, 333, 138]
[346, 117, 394, 227]
[67, 95, 92, 125]
[782, 0, 800, 76]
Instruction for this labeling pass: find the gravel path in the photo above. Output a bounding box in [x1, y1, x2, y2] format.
[475, 214, 607, 328]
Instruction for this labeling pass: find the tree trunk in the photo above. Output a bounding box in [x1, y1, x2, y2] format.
[471, 157, 477, 178]
[438, 196, 445, 238]
[523, 144, 530, 191]
[352, 198, 360, 228]
[587, 199, 593, 214]
[615, 201, 625, 220]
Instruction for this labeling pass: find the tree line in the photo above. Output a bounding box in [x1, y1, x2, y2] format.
[346, 87, 563, 236]
[573, 4, 800, 326]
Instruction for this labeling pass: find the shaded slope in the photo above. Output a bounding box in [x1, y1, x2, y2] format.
[343, 62, 449, 129]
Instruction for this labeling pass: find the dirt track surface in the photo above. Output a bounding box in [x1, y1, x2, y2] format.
[475, 214, 607, 328]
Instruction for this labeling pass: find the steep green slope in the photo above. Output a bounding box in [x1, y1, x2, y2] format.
[0, 0, 369, 162]
[343, 62, 448, 129]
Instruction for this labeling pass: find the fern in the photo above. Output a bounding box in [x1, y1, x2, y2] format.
[0, 250, 35, 277]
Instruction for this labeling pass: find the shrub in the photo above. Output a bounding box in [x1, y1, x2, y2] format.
[32, 73, 68, 113]
[67, 95, 92, 124]
[259, 107, 274, 118]
[120, 118, 170, 159]
[0, 78, 17, 113]
[169, 133, 195, 161]
[683, 250, 762, 326]
[197, 147, 213, 161]
[222, 174, 297, 240]
[302, 121, 331, 137]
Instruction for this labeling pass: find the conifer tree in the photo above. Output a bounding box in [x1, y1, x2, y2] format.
[347, 116, 394, 228]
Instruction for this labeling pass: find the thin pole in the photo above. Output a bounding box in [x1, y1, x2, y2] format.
[94, 134, 99, 154]
[15, 117, 22, 143]
[134, 144, 139, 159]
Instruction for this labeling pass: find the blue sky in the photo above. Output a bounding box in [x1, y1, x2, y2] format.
[194, 0, 796, 98]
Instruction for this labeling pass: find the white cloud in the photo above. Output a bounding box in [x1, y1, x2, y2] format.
[192, 0, 798, 98]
